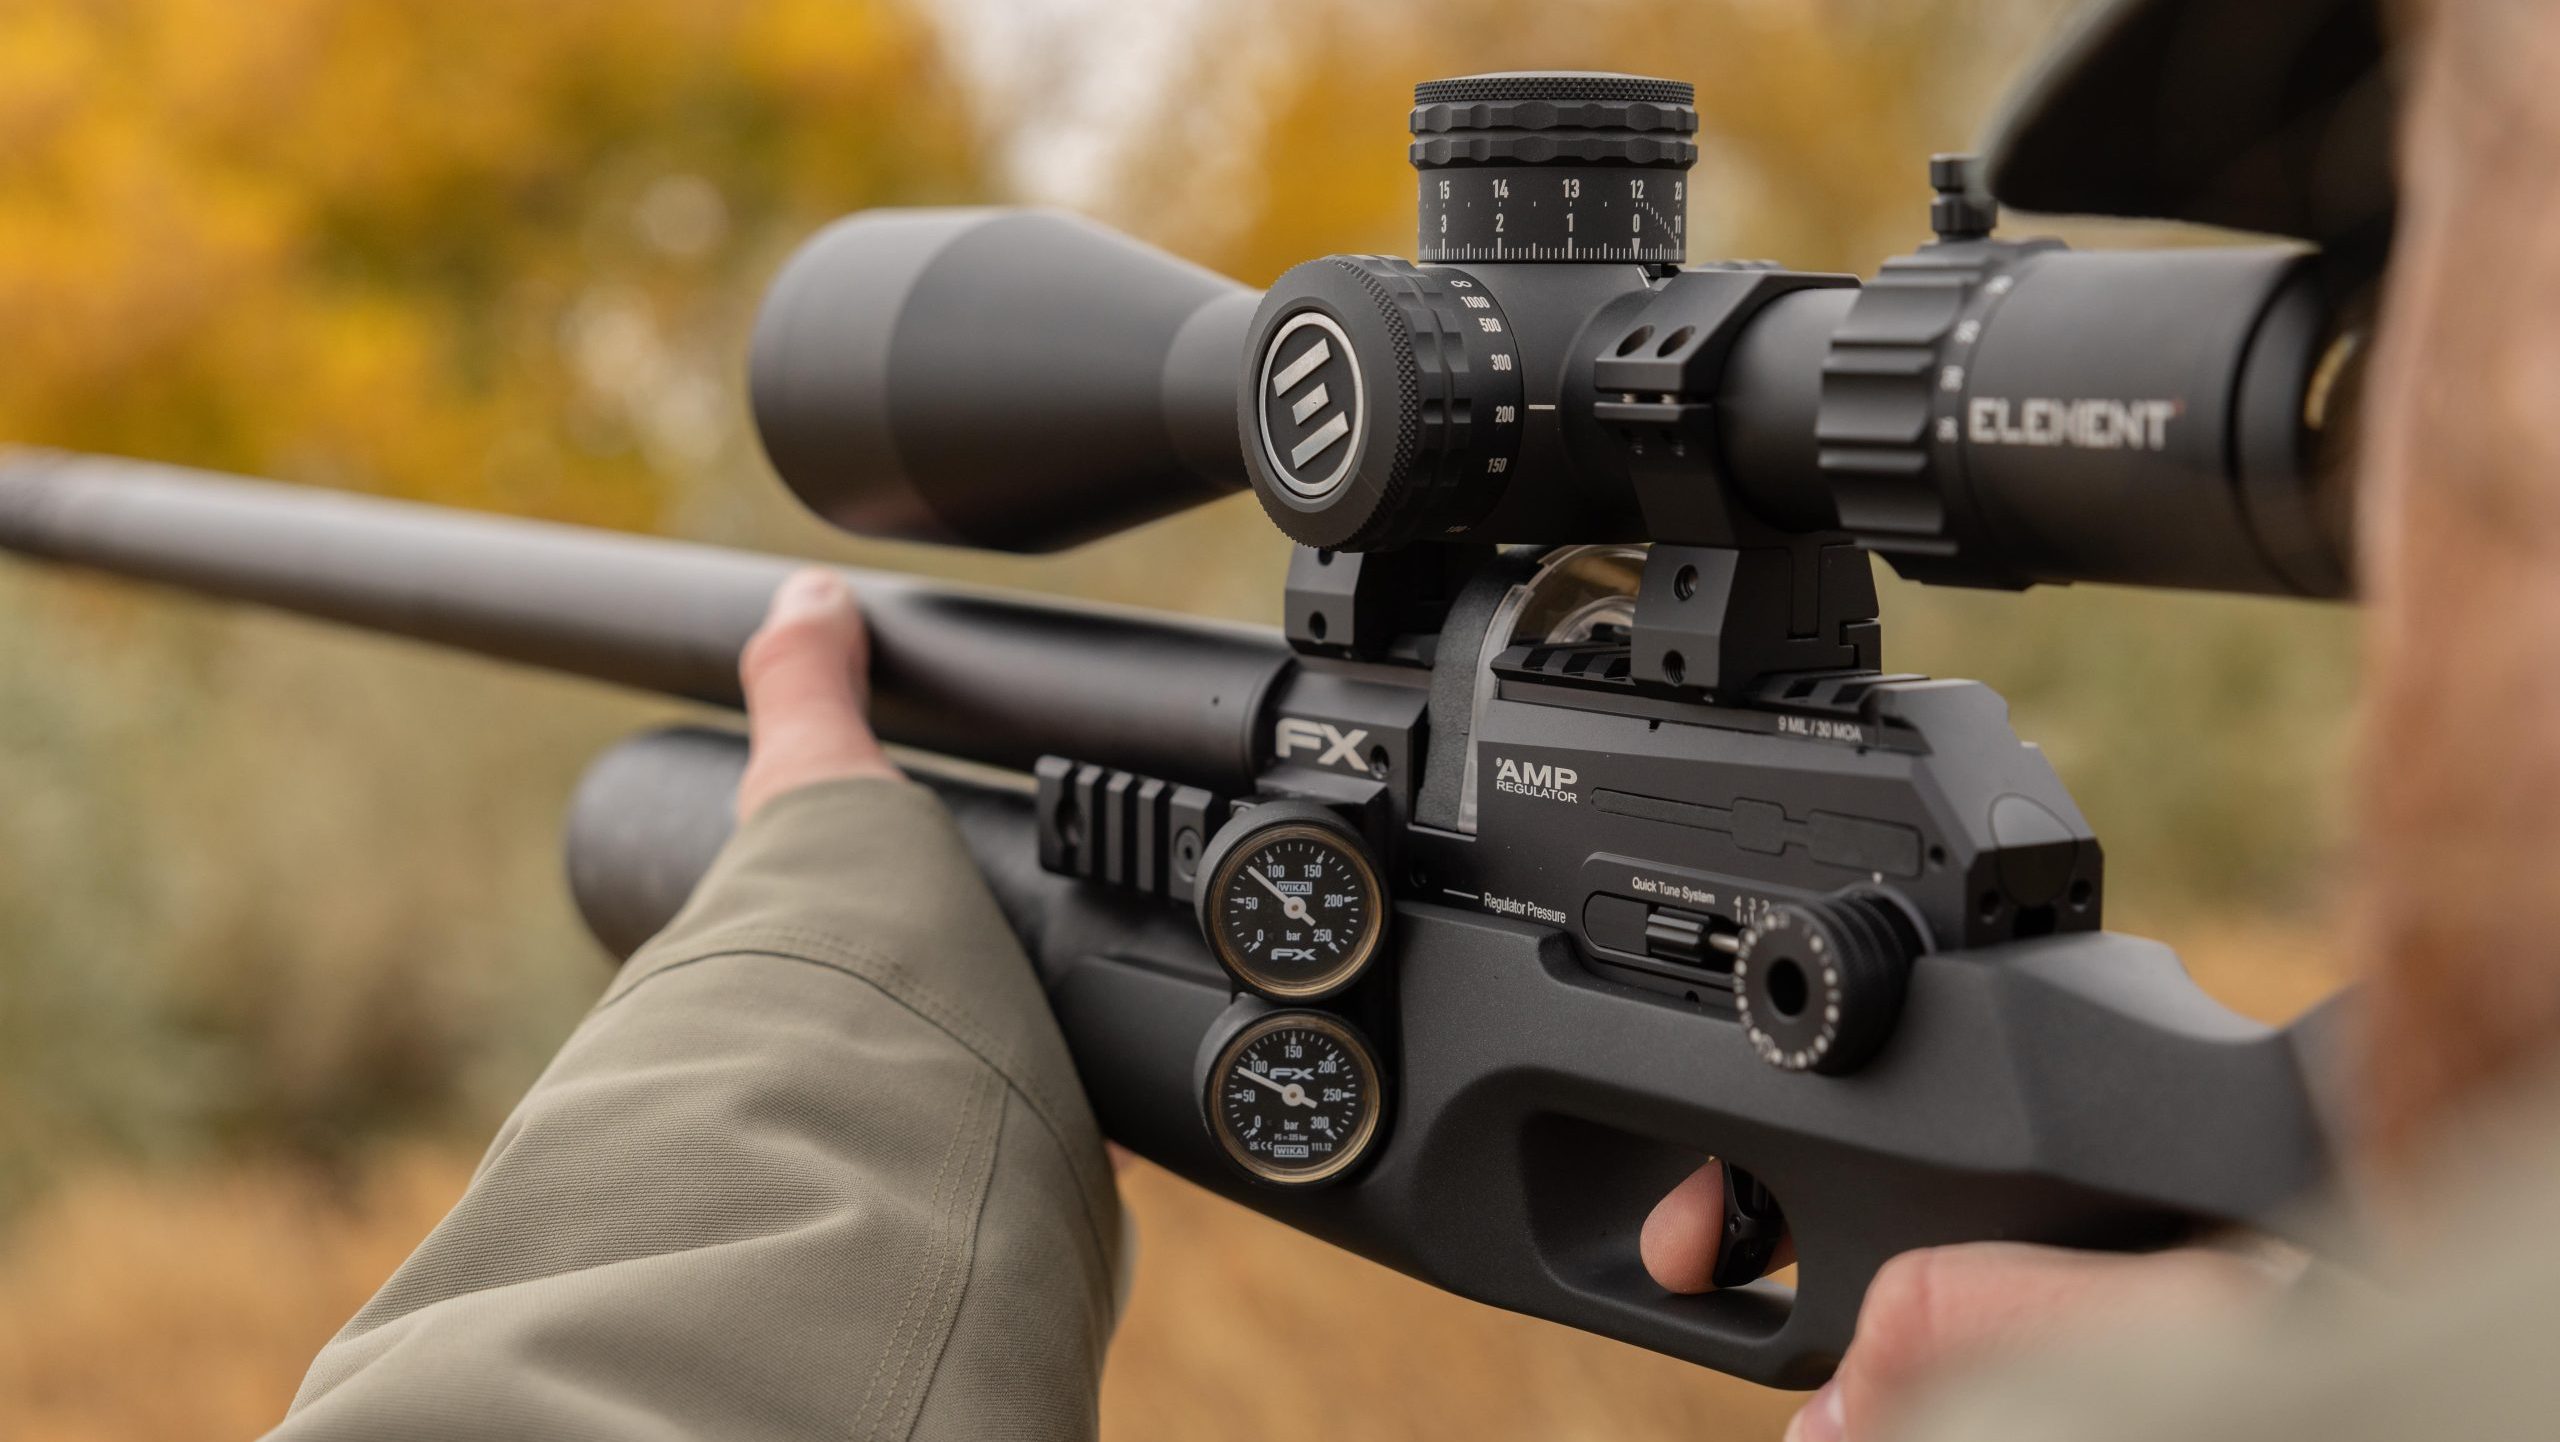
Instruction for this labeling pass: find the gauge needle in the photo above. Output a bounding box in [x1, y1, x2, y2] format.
[1234, 1067, 1319, 1108]
[1246, 865, 1312, 923]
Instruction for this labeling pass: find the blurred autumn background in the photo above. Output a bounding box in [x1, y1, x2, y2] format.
[0, 0, 2355, 1437]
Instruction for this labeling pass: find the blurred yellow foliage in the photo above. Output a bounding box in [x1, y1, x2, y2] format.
[1107, 0, 2061, 280]
[0, 1146, 471, 1441]
[0, 0, 991, 1210]
[0, 0, 983, 528]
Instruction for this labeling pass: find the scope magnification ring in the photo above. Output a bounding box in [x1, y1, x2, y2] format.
[1817, 243, 2059, 586]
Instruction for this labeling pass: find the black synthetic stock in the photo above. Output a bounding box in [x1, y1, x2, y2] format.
[564, 725, 2344, 1389]
[0, 450, 2347, 1385]
[0, 451, 1292, 793]
[565, 727, 750, 959]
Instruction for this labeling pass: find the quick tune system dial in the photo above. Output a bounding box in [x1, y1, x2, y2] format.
[1413, 71, 1697, 264]
[1733, 895, 1923, 1075]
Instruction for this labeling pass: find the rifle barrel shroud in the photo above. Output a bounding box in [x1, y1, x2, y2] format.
[0, 451, 1291, 795]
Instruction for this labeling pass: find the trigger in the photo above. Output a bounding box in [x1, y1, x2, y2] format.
[1710, 1162, 1787, 1290]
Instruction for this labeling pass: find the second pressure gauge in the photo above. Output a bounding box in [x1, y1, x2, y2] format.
[1197, 803, 1387, 1000]
[1205, 1010, 1386, 1186]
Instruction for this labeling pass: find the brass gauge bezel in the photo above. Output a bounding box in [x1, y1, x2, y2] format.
[1204, 1010, 1387, 1187]
[1200, 818, 1388, 1000]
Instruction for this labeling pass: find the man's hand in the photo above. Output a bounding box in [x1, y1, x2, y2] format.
[736, 568, 901, 821]
[1639, 1164, 2292, 1441]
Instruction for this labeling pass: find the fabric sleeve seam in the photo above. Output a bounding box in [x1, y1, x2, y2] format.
[592, 945, 1116, 1270]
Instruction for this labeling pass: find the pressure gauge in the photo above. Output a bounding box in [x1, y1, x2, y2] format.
[1197, 804, 1387, 1000]
[1205, 1010, 1386, 1187]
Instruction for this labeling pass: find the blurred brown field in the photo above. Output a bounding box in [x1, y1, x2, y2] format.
[0, 0, 2361, 1437]
[0, 925, 2342, 1442]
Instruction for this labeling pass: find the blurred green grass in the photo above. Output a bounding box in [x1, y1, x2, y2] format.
[0, 578, 676, 1202]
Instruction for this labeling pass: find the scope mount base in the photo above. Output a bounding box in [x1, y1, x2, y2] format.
[1629, 539, 1880, 699]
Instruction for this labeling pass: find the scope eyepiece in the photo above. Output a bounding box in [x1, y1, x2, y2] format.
[1813, 239, 2354, 597]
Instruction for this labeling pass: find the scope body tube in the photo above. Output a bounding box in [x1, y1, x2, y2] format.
[0, 451, 1291, 794]
[1719, 286, 1861, 535]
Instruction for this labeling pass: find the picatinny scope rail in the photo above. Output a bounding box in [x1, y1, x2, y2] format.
[0, 451, 1292, 795]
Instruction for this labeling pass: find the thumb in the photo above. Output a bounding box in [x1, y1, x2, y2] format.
[736, 568, 897, 820]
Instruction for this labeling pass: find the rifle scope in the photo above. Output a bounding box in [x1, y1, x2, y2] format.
[751, 71, 2361, 598]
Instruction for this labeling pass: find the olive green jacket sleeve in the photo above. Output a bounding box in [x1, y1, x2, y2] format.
[267, 777, 1123, 1442]
[1898, 1073, 2560, 1442]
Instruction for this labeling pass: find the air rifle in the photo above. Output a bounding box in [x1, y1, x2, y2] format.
[0, 52, 2378, 1387]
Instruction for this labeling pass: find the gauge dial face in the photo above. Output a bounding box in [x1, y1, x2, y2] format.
[1207, 1013, 1384, 1186]
[1207, 822, 1385, 999]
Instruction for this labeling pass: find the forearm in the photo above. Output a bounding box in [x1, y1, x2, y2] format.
[270, 777, 1121, 1442]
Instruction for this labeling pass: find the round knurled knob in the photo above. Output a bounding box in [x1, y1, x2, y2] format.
[1237, 255, 1524, 551]
[1733, 895, 1922, 1075]
[1410, 71, 1699, 164]
[1410, 71, 1699, 264]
